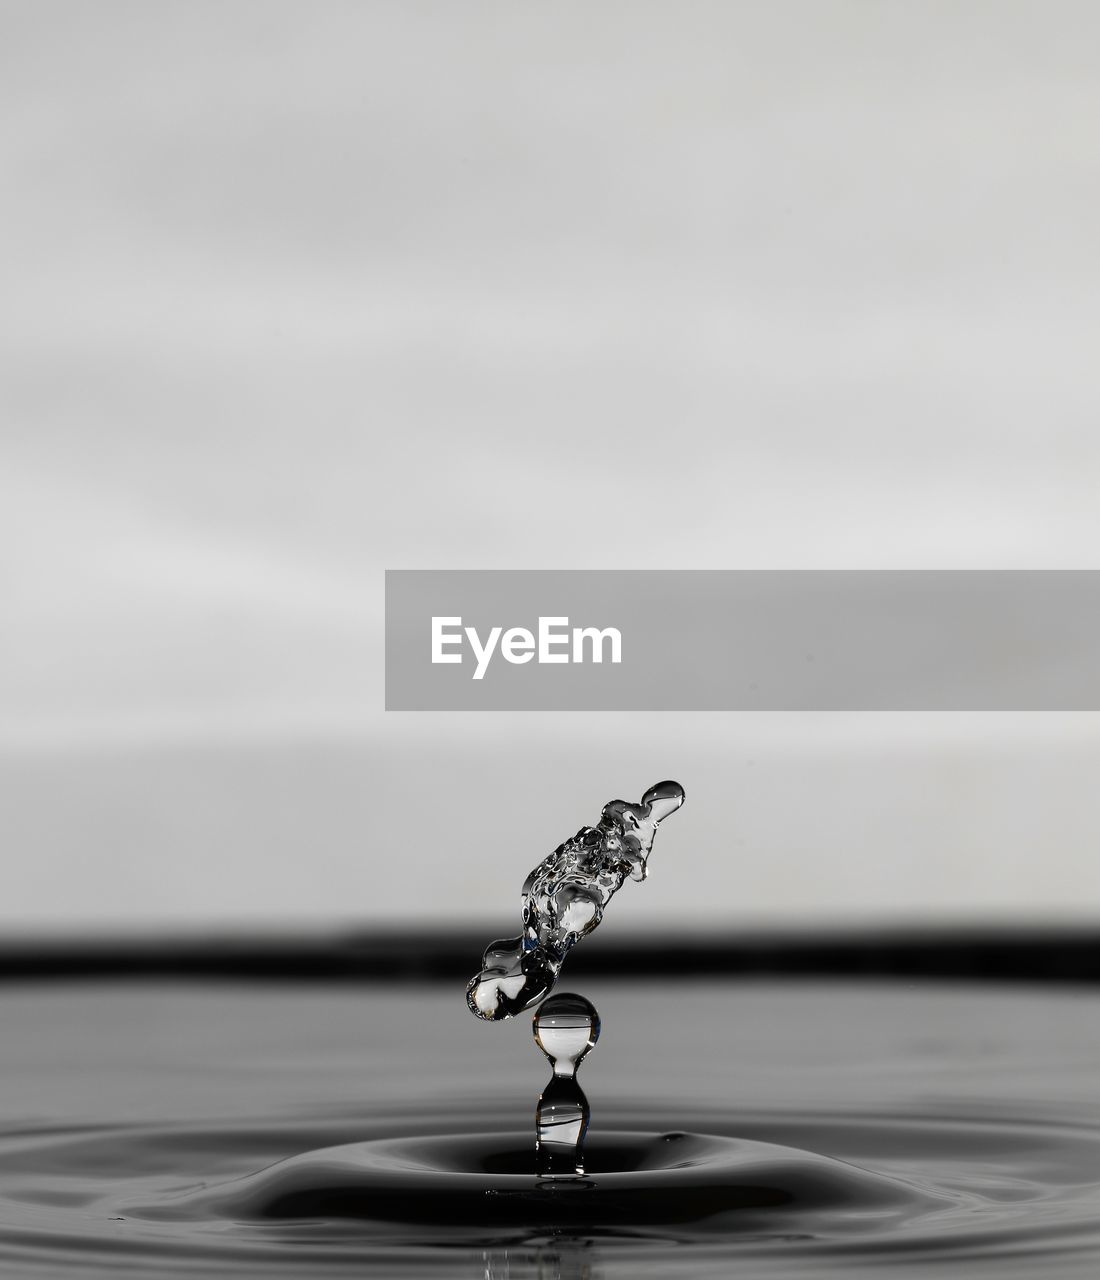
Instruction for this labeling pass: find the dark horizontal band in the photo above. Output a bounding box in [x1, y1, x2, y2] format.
[1, 927, 1098, 984]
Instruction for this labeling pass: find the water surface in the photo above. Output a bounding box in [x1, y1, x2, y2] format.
[1, 978, 1097, 1277]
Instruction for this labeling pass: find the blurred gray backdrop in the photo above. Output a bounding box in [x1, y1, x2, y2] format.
[2, 1, 1099, 931]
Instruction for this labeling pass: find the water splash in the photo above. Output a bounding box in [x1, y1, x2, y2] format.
[466, 781, 685, 1020]
[533, 993, 600, 1178]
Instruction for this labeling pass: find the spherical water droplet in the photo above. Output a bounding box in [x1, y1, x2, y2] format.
[533, 993, 600, 1077]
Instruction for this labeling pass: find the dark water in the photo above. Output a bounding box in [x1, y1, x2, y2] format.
[1, 978, 1098, 1276]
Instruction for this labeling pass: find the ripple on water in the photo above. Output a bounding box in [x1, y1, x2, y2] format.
[4, 980, 1100, 1277]
[1, 1104, 1100, 1278]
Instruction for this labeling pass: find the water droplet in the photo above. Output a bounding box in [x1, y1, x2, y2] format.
[466, 782, 685, 1020]
[533, 992, 600, 1077]
[533, 994, 599, 1178]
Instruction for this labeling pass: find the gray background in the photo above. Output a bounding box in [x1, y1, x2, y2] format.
[3, 2, 1100, 929]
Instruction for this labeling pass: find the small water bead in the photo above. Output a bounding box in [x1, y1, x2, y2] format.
[533, 992, 600, 1077]
[467, 781, 685, 1020]
[533, 994, 600, 1178]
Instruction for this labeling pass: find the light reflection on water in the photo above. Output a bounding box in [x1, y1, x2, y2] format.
[0, 979, 1098, 1277]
